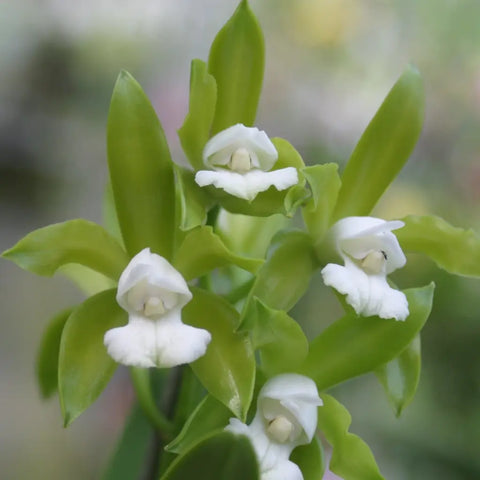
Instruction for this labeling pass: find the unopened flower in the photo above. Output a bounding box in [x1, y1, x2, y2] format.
[226, 374, 322, 480]
[104, 248, 211, 368]
[321, 216, 409, 321]
[195, 124, 298, 201]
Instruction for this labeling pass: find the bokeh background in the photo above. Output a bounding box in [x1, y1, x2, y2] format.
[1, 0, 480, 478]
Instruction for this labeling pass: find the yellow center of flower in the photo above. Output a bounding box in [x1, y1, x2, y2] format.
[361, 250, 387, 274]
[266, 415, 294, 443]
[229, 148, 252, 173]
[143, 296, 166, 316]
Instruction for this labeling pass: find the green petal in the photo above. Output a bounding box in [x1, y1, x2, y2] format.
[183, 288, 255, 420]
[333, 66, 424, 220]
[397, 214, 480, 277]
[318, 394, 384, 480]
[59, 289, 126, 426]
[2, 219, 129, 280]
[208, 0, 264, 133]
[161, 431, 259, 480]
[375, 334, 421, 417]
[107, 70, 175, 259]
[302, 284, 434, 390]
[178, 59, 217, 170]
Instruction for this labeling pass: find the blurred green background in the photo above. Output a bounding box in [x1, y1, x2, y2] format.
[1, 0, 480, 479]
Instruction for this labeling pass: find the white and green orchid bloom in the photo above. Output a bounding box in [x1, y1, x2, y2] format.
[226, 373, 322, 480]
[321, 216, 409, 321]
[104, 248, 211, 368]
[195, 124, 298, 201]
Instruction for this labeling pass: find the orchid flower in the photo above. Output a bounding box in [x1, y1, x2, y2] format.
[104, 248, 211, 368]
[195, 124, 298, 201]
[226, 374, 322, 480]
[321, 216, 409, 321]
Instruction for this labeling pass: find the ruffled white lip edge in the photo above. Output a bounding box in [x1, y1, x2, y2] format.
[203, 124, 278, 171]
[195, 168, 298, 201]
[104, 312, 211, 368]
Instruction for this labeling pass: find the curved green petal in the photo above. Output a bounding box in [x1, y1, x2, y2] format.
[397, 214, 480, 277]
[3, 219, 129, 280]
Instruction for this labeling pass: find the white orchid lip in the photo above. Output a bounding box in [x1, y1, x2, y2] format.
[225, 374, 322, 480]
[104, 248, 211, 368]
[195, 124, 298, 201]
[321, 216, 409, 321]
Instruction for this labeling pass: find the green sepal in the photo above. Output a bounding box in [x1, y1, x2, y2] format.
[2, 219, 129, 280]
[291, 437, 325, 480]
[240, 297, 309, 376]
[244, 230, 317, 312]
[318, 394, 384, 480]
[161, 431, 259, 480]
[101, 403, 154, 480]
[174, 166, 213, 232]
[166, 394, 233, 455]
[301, 284, 434, 391]
[208, 0, 264, 134]
[333, 65, 424, 220]
[211, 137, 306, 217]
[375, 334, 421, 417]
[183, 288, 255, 420]
[59, 289, 126, 426]
[178, 59, 217, 170]
[36, 307, 74, 398]
[301, 163, 341, 242]
[107, 70, 175, 260]
[174, 226, 263, 281]
[396, 214, 480, 277]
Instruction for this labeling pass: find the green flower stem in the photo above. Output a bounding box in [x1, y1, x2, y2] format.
[130, 367, 175, 437]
